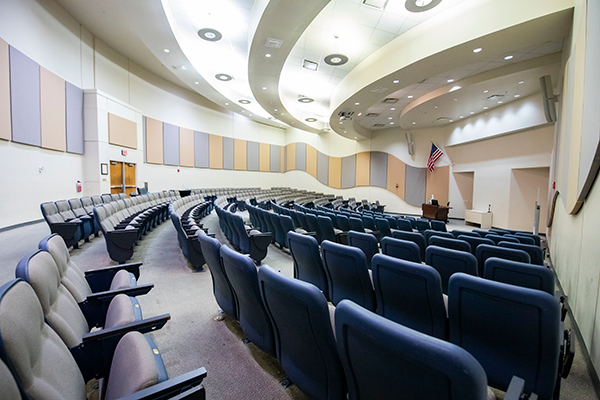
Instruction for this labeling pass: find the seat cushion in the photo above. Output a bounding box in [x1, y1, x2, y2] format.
[104, 295, 141, 328]
[109, 270, 136, 291]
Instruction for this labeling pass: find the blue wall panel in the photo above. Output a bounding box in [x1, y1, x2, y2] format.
[10, 47, 41, 146]
[223, 137, 234, 170]
[247, 141, 259, 171]
[65, 82, 83, 154]
[194, 131, 209, 168]
[163, 123, 179, 166]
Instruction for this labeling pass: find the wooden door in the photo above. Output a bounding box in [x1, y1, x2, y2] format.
[124, 163, 136, 197]
[110, 161, 123, 195]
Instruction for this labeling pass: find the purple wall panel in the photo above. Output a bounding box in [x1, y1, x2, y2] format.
[10, 47, 41, 146]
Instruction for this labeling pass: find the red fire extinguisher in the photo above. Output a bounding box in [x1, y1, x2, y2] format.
[76, 181, 82, 193]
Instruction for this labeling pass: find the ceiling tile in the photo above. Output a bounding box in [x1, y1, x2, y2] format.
[368, 29, 395, 46]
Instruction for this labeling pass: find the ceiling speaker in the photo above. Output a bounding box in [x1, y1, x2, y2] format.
[405, 132, 414, 156]
[540, 75, 557, 123]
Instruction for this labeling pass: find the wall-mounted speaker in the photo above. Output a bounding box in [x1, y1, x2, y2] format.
[405, 132, 414, 156]
[539, 75, 557, 123]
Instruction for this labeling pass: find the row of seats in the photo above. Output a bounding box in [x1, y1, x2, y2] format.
[0, 233, 207, 399]
[196, 231, 547, 399]
[169, 195, 213, 270]
[215, 204, 271, 263]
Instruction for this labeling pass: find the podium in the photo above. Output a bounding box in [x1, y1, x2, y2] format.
[422, 204, 451, 223]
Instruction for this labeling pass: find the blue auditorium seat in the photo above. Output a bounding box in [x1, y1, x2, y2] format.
[485, 234, 519, 245]
[483, 257, 554, 294]
[428, 235, 471, 253]
[430, 220, 447, 232]
[498, 241, 544, 265]
[287, 231, 329, 298]
[391, 230, 426, 261]
[476, 244, 530, 276]
[396, 218, 413, 231]
[380, 237, 421, 263]
[425, 245, 477, 293]
[347, 230, 379, 266]
[424, 229, 454, 245]
[457, 235, 495, 257]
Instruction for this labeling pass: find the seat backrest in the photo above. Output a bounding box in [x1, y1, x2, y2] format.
[430, 220, 447, 232]
[515, 232, 541, 246]
[476, 244, 530, 275]
[56, 200, 77, 220]
[268, 213, 286, 247]
[347, 231, 379, 266]
[305, 214, 320, 239]
[91, 196, 103, 206]
[38, 234, 91, 303]
[317, 216, 337, 243]
[197, 232, 237, 319]
[485, 234, 518, 245]
[40, 202, 64, 224]
[450, 230, 480, 238]
[498, 241, 544, 265]
[320, 241, 375, 310]
[371, 254, 447, 339]
[396, 218, 413, 231]
[335, 299, 488, 400]
[80, 197, 94, 213]
[428, 236, 471, 253]
[348, 217, 365, 233]
[101, 194, 113, 203]
[375, 218, 392, 237]
[505, 234, 536, 245]
[380, 237, 421, 263]
[415, 218, 430, 232]
[15, 251, 89, 347]
[362, 215, 376, 231]
[448, 273, 560, 399]
[391, 230, 426, 261]
[0, 280, 86, 400]
[0, 357, 21, 400]
[425, 245, 477, 293]
[483, 257, 554, 294]
[258, 266, 345, 400]
[219, 245, 275, 356]
[336, 214, 351, 231]
[457, 235, 495, 257]
[287, 232, 329, 298]
[68, 198, 87, 218]
[424, 229, 454, 245]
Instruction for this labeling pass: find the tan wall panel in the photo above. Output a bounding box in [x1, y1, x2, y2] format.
[356, 152, 371, 186]
[286, 143, 296, 171]
[387, 155, 406, 200]
[0, 38, 9, 141]
[40, 67, 66, 151]
[280, 145, 285, 172]
[426, 165, 449, 206]
[108, 113, 137, 149]
[306, 145, 318, 178]
[329, 156, 342, 189]
[179, 127, 194, 167]
[234, 139, 247, 170]
[259, 142, 270, 172]
[209, 134, 223, 169]
[145, 117, 163, 164]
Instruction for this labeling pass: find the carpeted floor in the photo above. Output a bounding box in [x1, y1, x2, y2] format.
[0, 212, 597, 399]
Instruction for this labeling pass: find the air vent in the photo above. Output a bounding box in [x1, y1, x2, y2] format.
[265, 38, 283, 48]
[172, 65, 188, 70]
[435, 117, 452, 123]
[338, 111, 354, 117]
[486, 94, 505, 101]
[383, 98, 398, 104]
[366, 113, 379, 117]
[303, 59, 318, 71]
[371, 87, 388, 93]
[362, 0, 388, 9]
[373, 123, 386, 127]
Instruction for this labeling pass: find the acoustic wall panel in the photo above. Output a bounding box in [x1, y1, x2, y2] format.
[10, 46, 41, 146]
[40, 67, 66, 152]
[306, 145, 317, 178]
[0, 39, 10, 141]
[370, 151, 388, 188]
[259, 143, 270, 172]
[234, 139, 247, 170]
[223, 137, 234, 170]
[405, 165, 427, 207]
[387, 155, 406, 200]
[280, 145, 285, 172]
[145, 117, 163, 164]
[426, 165, 449, 206]
[65, 82, 83, 154]
[163, 122, 179, 166]
[317, 151, 328, 185]
[247, 141, 259, 171]
[270, 145, 280, 172]
[296, 142, 306, 171]
[179, 127, 194, 167]
[108, 113, 137, 149]
[329, 157, 342, 189]
[341, 155, 356, 189]
[209, 134, 223, 169]
[356, 152, 371, 186]
[286, 143, 296, 171]
[194, 131, 209, 168]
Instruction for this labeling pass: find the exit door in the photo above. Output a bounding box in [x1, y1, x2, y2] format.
[110, 161, 136, 197]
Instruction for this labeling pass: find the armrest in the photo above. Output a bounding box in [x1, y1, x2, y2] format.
[72, 314, 171, 381]
[85, 261, 142, 282]
[117, 368, 207, 400]
[106, 229, 139, 249]
[560, 329, 574, 379]
[504, 376, 526, 400]
[79, 284, 154, 328]
[50, 222, 80, 238]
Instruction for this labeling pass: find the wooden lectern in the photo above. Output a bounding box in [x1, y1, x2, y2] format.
[422, 203, 451, 223]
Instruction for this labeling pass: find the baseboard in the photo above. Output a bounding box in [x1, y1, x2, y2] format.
[0, 219, 44, 233]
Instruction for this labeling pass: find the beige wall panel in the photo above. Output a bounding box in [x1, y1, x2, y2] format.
[356, 152, 371, 186]
[329, 156, 342, 189]
[209, 134, 223, 169]
[179, 127, 194, 167]
[286, 143, 296, 171]
[108, 113, 137, 149]
[145, 117, 163, 164]
[234, 139, 247, 171]
[387, 155, 406, 200]
[306, 145, 318, 178]
[40, 67, 66, 152]
[280, 145, 285, 172]
[426, 165, 449, 206]
[259, 142, 270, 172]
[0, 38, 9, 141]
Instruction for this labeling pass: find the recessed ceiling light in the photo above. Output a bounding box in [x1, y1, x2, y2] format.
[447, 79, 454, 83]
[470, 112, 474, 114]
[391, 108, 396, 110]
[449, 120, 454, 122]
[303, 59, 319, 71]
[262, 87, 267, 90]
[354, 137, 357, 139]
[355, 102, 360, 105]
[518, 81, 524, 84]
[504, 55, 514, 60]
[339, 121, 343, 124]
[454, 98, 458, 101]
[412, 122, 416, 124]
[390, 122, 395, 125]
[407, 95, 414, 99]
[358, 113, 362, 116]
[483, 90, 489, 93]
[483, 106, 488, 109]
[298, 97, 314, 103]
[498, 101, 503, 103]
[514, 94, 520, 97]
[198, 28, 222, 42]
[281, 113, 284, 115]
[163, 49, 170, 53]
[194, 81, 199, 85]
[473, 47, 482, 53]
[305, 118, 317, 122]
[460, 116, 464, 118]
[324, 54, 349, 66]
[388, 117, 393, 120]
[274, 109, 278, 111]
[393, 80, 400, 84]
[449, 86, 462, 92]
[405, 0, 442, 13]
[265, 53, 272, 58]
[225, 102, 229, 105]
[216, 73, 233, 81]
[434, 106, 439, 109]
[239, 99, 251, 104]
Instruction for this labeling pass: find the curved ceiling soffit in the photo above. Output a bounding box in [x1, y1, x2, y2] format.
[248, 0, 331, 134]
[330, 1, 574, 139]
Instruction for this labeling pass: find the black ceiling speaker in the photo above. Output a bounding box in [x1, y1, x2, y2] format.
[540, 75, 557, 123]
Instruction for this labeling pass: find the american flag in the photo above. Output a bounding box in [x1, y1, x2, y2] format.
[427, 143, 443, 172]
